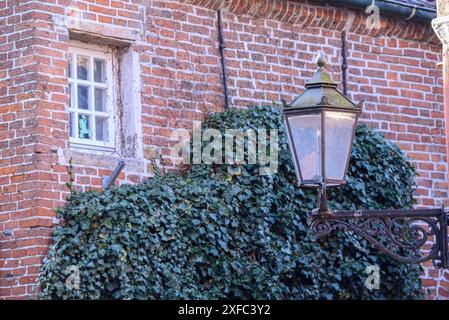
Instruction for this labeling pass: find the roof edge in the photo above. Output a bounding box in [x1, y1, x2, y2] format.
[314, 0, 436, 23]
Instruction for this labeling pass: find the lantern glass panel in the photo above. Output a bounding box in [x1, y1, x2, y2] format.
[287, 113, 322, 182]
[324, 111, 356, 180]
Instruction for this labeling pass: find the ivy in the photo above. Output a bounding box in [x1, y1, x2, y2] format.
[39, 105, 422, 300]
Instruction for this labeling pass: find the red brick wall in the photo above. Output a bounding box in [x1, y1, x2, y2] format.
[0, 0, 55, 298]
[0, 0, 448, 299]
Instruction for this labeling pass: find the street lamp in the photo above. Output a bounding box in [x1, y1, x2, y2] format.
[283, 52, 362, 212]
[282, 52, 449, 268]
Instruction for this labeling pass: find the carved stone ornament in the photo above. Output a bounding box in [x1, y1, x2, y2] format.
[432, 16, 449, 45]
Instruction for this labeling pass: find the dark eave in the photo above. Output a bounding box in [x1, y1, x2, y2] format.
[313, 0, 436, 23]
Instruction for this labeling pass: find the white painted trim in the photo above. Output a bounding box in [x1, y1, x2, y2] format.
[68, 43, 116, 152]
[70, 142, 115, 153]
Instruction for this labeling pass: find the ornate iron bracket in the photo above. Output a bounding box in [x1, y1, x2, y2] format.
[311, 207, 449, 269]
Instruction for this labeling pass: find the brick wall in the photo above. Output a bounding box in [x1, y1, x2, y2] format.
[0, 0, 54, 297]
[0, 0, 448, 299]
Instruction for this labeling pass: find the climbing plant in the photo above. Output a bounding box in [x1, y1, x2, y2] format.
[39, 105, 422, 299]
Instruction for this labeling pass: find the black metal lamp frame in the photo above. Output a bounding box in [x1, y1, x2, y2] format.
[311, 190, 449, 269]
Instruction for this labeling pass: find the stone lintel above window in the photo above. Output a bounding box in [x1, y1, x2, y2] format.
[67, 18, 141, 47]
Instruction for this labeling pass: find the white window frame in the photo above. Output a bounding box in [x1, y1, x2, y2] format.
[68, 42, 116, 152]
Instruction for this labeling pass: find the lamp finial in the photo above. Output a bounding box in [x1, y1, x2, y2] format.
[316, 51, 327, 69]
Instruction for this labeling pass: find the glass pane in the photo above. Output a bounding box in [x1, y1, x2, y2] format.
[94, 59, 106, 83]
[69, 112, 75, 138]
[324, 111, 356, 180]
[287, 113, 322, 182]
[78, 114, 92, 139]
[95, 116, 109, 142]
[77, 55, 89, 80]
[68, 54, 73, 78]
[94, 88, 107, 112]
[77, 85, 89, 110]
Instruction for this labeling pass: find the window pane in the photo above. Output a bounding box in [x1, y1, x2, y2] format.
[95, 116, 109, 142]
[287, 113, 322, 182]
[69, 112, 75, 138]
[94, 59, 106, 83]
[77, 85, 89, 110]
[68, 54, 73, 78]
[94, 88, 107, 112]
[324, 111, 356, 180]
[77, 55, 89, 80]
[78, 114, 92, 139]
[68, 47, 114, 148]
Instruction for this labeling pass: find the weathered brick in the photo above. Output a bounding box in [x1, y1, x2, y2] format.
[0, 0, 447, 300]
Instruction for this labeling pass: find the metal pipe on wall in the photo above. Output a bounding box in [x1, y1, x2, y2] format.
[341, 30, 348, 96]
[217, 9, 230, 110]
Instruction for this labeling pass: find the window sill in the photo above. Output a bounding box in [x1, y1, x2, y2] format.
[70, 141, 115, 154]
[64, 148, 145, 174]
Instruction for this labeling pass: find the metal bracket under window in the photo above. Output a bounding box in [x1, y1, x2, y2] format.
[102, 160, 125, 190]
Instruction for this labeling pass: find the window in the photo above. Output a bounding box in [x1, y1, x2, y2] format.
[68, 44, 115, 151]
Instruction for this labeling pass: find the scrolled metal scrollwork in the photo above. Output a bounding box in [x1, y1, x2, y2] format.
[311, 208, 447, 268]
